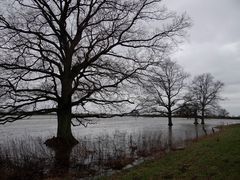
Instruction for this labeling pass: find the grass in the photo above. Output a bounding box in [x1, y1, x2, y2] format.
[0, 131, 165, 179]
[102, 124, 240, 180]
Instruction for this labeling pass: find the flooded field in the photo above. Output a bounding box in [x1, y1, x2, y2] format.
[0, 116, 239, 145]
[0, 116, 239, 178]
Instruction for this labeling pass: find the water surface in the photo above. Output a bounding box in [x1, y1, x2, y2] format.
[1, 116, 239, 177]
[0, 116, 239, 145]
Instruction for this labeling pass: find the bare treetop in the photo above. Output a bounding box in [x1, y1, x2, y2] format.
[137, 58, 189, 126]
[188, 73, 224, 124]
[189, 73, 224, 106]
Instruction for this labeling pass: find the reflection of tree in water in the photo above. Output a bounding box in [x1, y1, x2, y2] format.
[195, 124, 199, 140]
[53, 147, 73, 174]
[193, 124, 208, 141]
[167, 127, 173, 151]
[201, 124, 207, 135]
[45, 138, 74, 176]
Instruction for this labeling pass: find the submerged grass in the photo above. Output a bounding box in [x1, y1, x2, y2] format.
[0, 131, 165, 179]
[103, 124, 240, 180]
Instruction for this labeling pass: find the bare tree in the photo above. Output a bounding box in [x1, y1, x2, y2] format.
[0, 0, 190, 145]
[181, 94, 200, 124]
[217, 108, 229, 118]
[139, 59, 189, 126]
[188, 73, 224, 124]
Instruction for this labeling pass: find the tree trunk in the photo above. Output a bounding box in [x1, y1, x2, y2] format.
[201, 108, 205, 124]
[56, 63, 78, 146]
[194, 117, 198, 125]
[194, 109, 198, 124]
[45, 108, 78, 148]
[168, 110, 173, 127]
[57, 107, 78, 146]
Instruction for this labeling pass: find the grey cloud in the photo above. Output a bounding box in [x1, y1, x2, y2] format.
[165, 0, 240, 115]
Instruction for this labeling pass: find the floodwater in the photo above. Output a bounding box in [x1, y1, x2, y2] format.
[0, 116, 239, 178]
[0, 116, 239, 144]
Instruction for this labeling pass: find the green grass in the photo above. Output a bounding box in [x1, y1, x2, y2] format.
[102, 124, 240, 180]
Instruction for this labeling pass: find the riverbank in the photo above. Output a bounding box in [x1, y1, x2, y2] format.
[102, 124, 240, 179]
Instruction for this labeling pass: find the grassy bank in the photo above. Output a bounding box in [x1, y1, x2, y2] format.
[103, 124, 240, 179]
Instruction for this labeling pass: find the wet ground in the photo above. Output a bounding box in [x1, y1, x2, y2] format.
[0, 116, 239, 178]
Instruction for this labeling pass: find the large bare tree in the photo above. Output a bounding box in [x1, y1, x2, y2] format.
[0, 0, 190, 145]
[139, 59, 189, 126]
[188, 73, 224, 124]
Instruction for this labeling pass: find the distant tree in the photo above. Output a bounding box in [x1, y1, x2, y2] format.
[139, 59, 189, 126]
[175, 100, 199, 124]
[174, 103, 192, 117]
[0, 0, 190, 146]
[215, 107, 229, 118]
[188, 73, 224, 124]
[181, 94, 200, 124]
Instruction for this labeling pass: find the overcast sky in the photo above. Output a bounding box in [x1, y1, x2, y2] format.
[164, 0, 240, 116]
[1, 1, 239, 115]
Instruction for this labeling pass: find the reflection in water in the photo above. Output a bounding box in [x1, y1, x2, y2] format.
[50, 146, 73, 175]
[201, 124, 207, 135]
[195, 124, 199, 140]
[167, 127, 173, 151]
